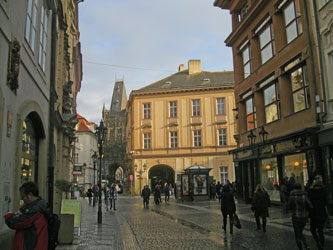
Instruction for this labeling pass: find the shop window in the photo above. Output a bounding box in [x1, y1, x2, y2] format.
[216, 98, 225, 115]
[290, 65, 310, 112]
[143, 133, 151, 149]
[192, 99, 201, 116]
[170, 131, 178, 148]
[193, 130, 202, 147]
[284, 153, 308, 188]
[264, 83, 280, 123]
[220, 167, 228, 185]
[169, 101, 177, 118]
[261, 158, 280, 201]
[143, 103, 151, 119]
[218, 128, 227, 146]
[246, 97, 256, 130]
[38, 4, 48, 71]
[21, 116, 38, 184]
[25, 0, 38, 51]
[283, 0, 303, 44]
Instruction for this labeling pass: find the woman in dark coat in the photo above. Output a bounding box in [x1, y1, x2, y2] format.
[221, 184, 236, 234]
[308, 175, 328, 250]
[252, 184, 270, 232]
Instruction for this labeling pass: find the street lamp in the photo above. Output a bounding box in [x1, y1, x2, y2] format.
[96, 120, 106, 224]
[259, 126, 268, 143]
[135, 163, 146, 194]
[247, 130, 256, 145]
[91, 152, 98, 207]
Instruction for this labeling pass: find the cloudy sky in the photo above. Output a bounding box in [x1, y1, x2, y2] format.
[77, 0, 233, 124]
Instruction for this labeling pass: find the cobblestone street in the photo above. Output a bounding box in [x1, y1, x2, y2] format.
[57, 196, 333, 250]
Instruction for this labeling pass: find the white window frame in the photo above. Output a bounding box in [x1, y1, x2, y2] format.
[170, 131, 178, 148]
[220, 167, 228, 185]
[216, 98, 226, 115]
[290, 65, 310, 113]
[192, 99, 201, 116]
[264, 83, 280, 124]
[218, 128, 227, 146]
[38, 4, 48, 71]
[143, 133, 151, 149]
[169, 101, 177, 118]
[242, 44, 251, 79]
[143, 103, 151, 119]
[193, 130, 202, 147]
[283, 0, 303, 44]
[259, 24, 274, 64]
[25, 0, 38, 52]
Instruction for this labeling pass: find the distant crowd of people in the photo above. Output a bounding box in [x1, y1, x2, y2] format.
[87, 183, 121, 211]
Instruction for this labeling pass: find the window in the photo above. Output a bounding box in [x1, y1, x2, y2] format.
[169, 101, 177, 118]
[283, 0, 302, 44]
[291, 66, 310, 112]
[216, 98, 225, 115]
[170, 131, 178, 148]
[193, 130, 202, 147]
[25, 0, 38, 51]
[238, 4, 248, 22]
[220, 167, 228, 185]
[218, 128, 227, 146]
[242, 44, 251, 78]
[192, 99, 201, 116]
[21, 116, 38, 184]
[143, 103, 151, 119]
[246, 97, 256, 130]
[143, 133, 151, 149]
[264, 83, 280, 123]
[259, 25, 274, 64]
[38, 5, 48, 71]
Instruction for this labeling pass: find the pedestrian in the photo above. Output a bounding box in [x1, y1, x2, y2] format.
[5, 181, 50, 250]
[109, 184, 118, 210]
[104, 185, 109, 211]
[210, 182, 216, 200]
[220, 184, 236, 234]
[154, 184, 161, 205]
[288, 173, 296, 193]
[308, 175, 328, 250]
[87, 186, 93, 205]
[216, 181, 222, 203]
[279, 177, 289, 213]
[141, 185, 151, 208]
[251, 184, 270, 232]
[288, 183, 313, 250]
[164, 183, 170, 202]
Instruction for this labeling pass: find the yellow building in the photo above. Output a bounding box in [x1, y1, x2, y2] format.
[126, 60, 236, 195]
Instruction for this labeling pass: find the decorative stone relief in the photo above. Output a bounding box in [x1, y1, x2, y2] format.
[7, 38, 21, 94]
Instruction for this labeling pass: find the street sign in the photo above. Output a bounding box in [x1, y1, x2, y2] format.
[73, 164, 83, 176]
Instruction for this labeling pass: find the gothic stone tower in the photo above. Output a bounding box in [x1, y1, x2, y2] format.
[103, 80, 128, 184]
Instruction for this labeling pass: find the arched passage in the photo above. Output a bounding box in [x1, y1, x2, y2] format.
[148, 165, 175, 189]
[108, 163, 126, 186]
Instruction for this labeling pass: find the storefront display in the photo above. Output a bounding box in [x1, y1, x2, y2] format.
[261, 158, 280, 201]
[284, 153, 308, 188]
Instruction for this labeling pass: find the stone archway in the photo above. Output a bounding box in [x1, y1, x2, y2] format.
[148, 165, 175, 189]
[108, 163, 126, 185]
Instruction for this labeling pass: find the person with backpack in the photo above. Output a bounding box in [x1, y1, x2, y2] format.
[288, 183, 313, 250]
[4, 181, 51, 250]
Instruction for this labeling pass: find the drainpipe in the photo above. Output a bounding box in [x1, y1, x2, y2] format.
[48, 7, 57, 213]
[302, 0, 319, 123]
[312, 0, 328, 123]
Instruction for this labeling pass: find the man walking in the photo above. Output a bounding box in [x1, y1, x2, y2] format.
[109, 184, 118, 211]
[4, 181, 50, 250]
[141, 185, 151, 208]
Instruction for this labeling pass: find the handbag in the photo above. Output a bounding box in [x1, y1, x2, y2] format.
[232, 213, 242, 229]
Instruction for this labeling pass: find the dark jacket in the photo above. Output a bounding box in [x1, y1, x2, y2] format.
[252, 190, 270, 217]
[221, 190, 236, 215]
[142, 187, 151, 199]
[288, 189, 313, 219]
[308, 183, 327, 223]
[5, 197, 49, 250]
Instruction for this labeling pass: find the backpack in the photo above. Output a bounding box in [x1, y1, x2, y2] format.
[47, 213, 61, 250]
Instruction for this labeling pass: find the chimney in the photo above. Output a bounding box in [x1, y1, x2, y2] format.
[188, 60, 201, 75]
[178, 64, 185, 72]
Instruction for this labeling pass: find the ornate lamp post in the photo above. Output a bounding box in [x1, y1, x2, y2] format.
[247, 129, 256, 145]
[259, 126, 268, 144]
[135, 163, 146, 194]
[91, 152, 98, 207]
[96, 120, 106, 224]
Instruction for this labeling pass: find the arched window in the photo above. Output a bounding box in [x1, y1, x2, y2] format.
[20, 116, 38, 184]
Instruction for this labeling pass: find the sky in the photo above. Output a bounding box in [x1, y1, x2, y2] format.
[77, 0, 233, 124]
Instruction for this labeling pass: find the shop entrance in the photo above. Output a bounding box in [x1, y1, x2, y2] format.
[148, 165, 175, 190]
